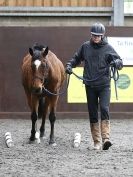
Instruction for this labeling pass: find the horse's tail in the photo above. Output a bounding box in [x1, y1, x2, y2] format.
[38, 97, 45, 119]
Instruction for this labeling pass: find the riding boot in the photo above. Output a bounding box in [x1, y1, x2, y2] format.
[101, 120, 112, 150]
[90, 123, 101, 150]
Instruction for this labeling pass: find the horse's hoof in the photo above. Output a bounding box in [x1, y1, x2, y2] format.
[40, 132, 46, 140]
[29, 138, 40, 144]
[35, 138, 41, 144]
[52, 143, 57, 147]
[49, 140, 56, 146]
[40, 136, 46, 140]
[29, 136, 35, 142]
[29, 139, 35, 144]
[40, 132, 45, 138]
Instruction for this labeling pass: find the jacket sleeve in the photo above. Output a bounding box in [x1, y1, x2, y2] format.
[66, 45, 84, 68]
[106, 45, 123, 70]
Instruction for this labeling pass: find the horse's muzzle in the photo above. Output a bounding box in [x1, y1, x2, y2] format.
[31, 87, 42, 95]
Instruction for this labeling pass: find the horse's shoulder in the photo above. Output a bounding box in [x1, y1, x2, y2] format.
[48, 50, 55, 58]
[48, 51, 62, 63]
[47, 51, 65, 81]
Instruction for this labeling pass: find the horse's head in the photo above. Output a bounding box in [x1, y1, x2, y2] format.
[29, 44, 49, 95]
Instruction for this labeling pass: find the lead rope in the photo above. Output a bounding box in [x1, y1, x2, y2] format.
[42, 74, 70, 96]
[110, 66, 119, 100]
[72, 67, 108, 82]
[72, 65, 119, 100]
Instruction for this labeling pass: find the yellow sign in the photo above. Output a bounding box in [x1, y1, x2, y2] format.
[68, 67, 133, 103]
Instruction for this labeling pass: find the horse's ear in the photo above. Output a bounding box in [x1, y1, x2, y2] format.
[29, 48, 33, 56]
[43, 46, 49, 58]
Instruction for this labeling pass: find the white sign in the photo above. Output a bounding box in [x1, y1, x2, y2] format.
[124, 1, 133, 14]
[108, 37, 133, 65]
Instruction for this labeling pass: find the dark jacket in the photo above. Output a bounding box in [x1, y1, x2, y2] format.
[67, 37, 123, 87]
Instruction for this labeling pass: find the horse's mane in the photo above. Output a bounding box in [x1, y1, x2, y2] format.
[33, 43, 47, 51]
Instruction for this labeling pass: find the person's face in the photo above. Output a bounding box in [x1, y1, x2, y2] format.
[91, 34, 102, 43]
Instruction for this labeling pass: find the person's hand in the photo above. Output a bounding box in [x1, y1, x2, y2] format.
[106, 54, 123, 70]
[113, 59, 123, 70]
[65, 64, 72, 75]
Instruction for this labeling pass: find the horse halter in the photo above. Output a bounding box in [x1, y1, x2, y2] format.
[32, 60, 49, 86]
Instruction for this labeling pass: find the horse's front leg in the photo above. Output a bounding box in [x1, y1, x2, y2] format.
[30, 96, 39, 141]
[49, 110, 56, 144]
[40, 99, 49, 138]
[49, 95, 58, 145]
[30, 111, 38, 141]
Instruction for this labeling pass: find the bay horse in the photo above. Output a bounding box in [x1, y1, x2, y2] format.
[21, 44, 65, 144]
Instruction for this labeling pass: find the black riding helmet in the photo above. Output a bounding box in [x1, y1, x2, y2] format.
[91, 22, 105, 36]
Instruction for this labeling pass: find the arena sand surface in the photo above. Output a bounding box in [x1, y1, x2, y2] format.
[0, 118, 133, 177]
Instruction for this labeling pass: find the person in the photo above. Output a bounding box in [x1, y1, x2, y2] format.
[65, 22, 123, 150]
